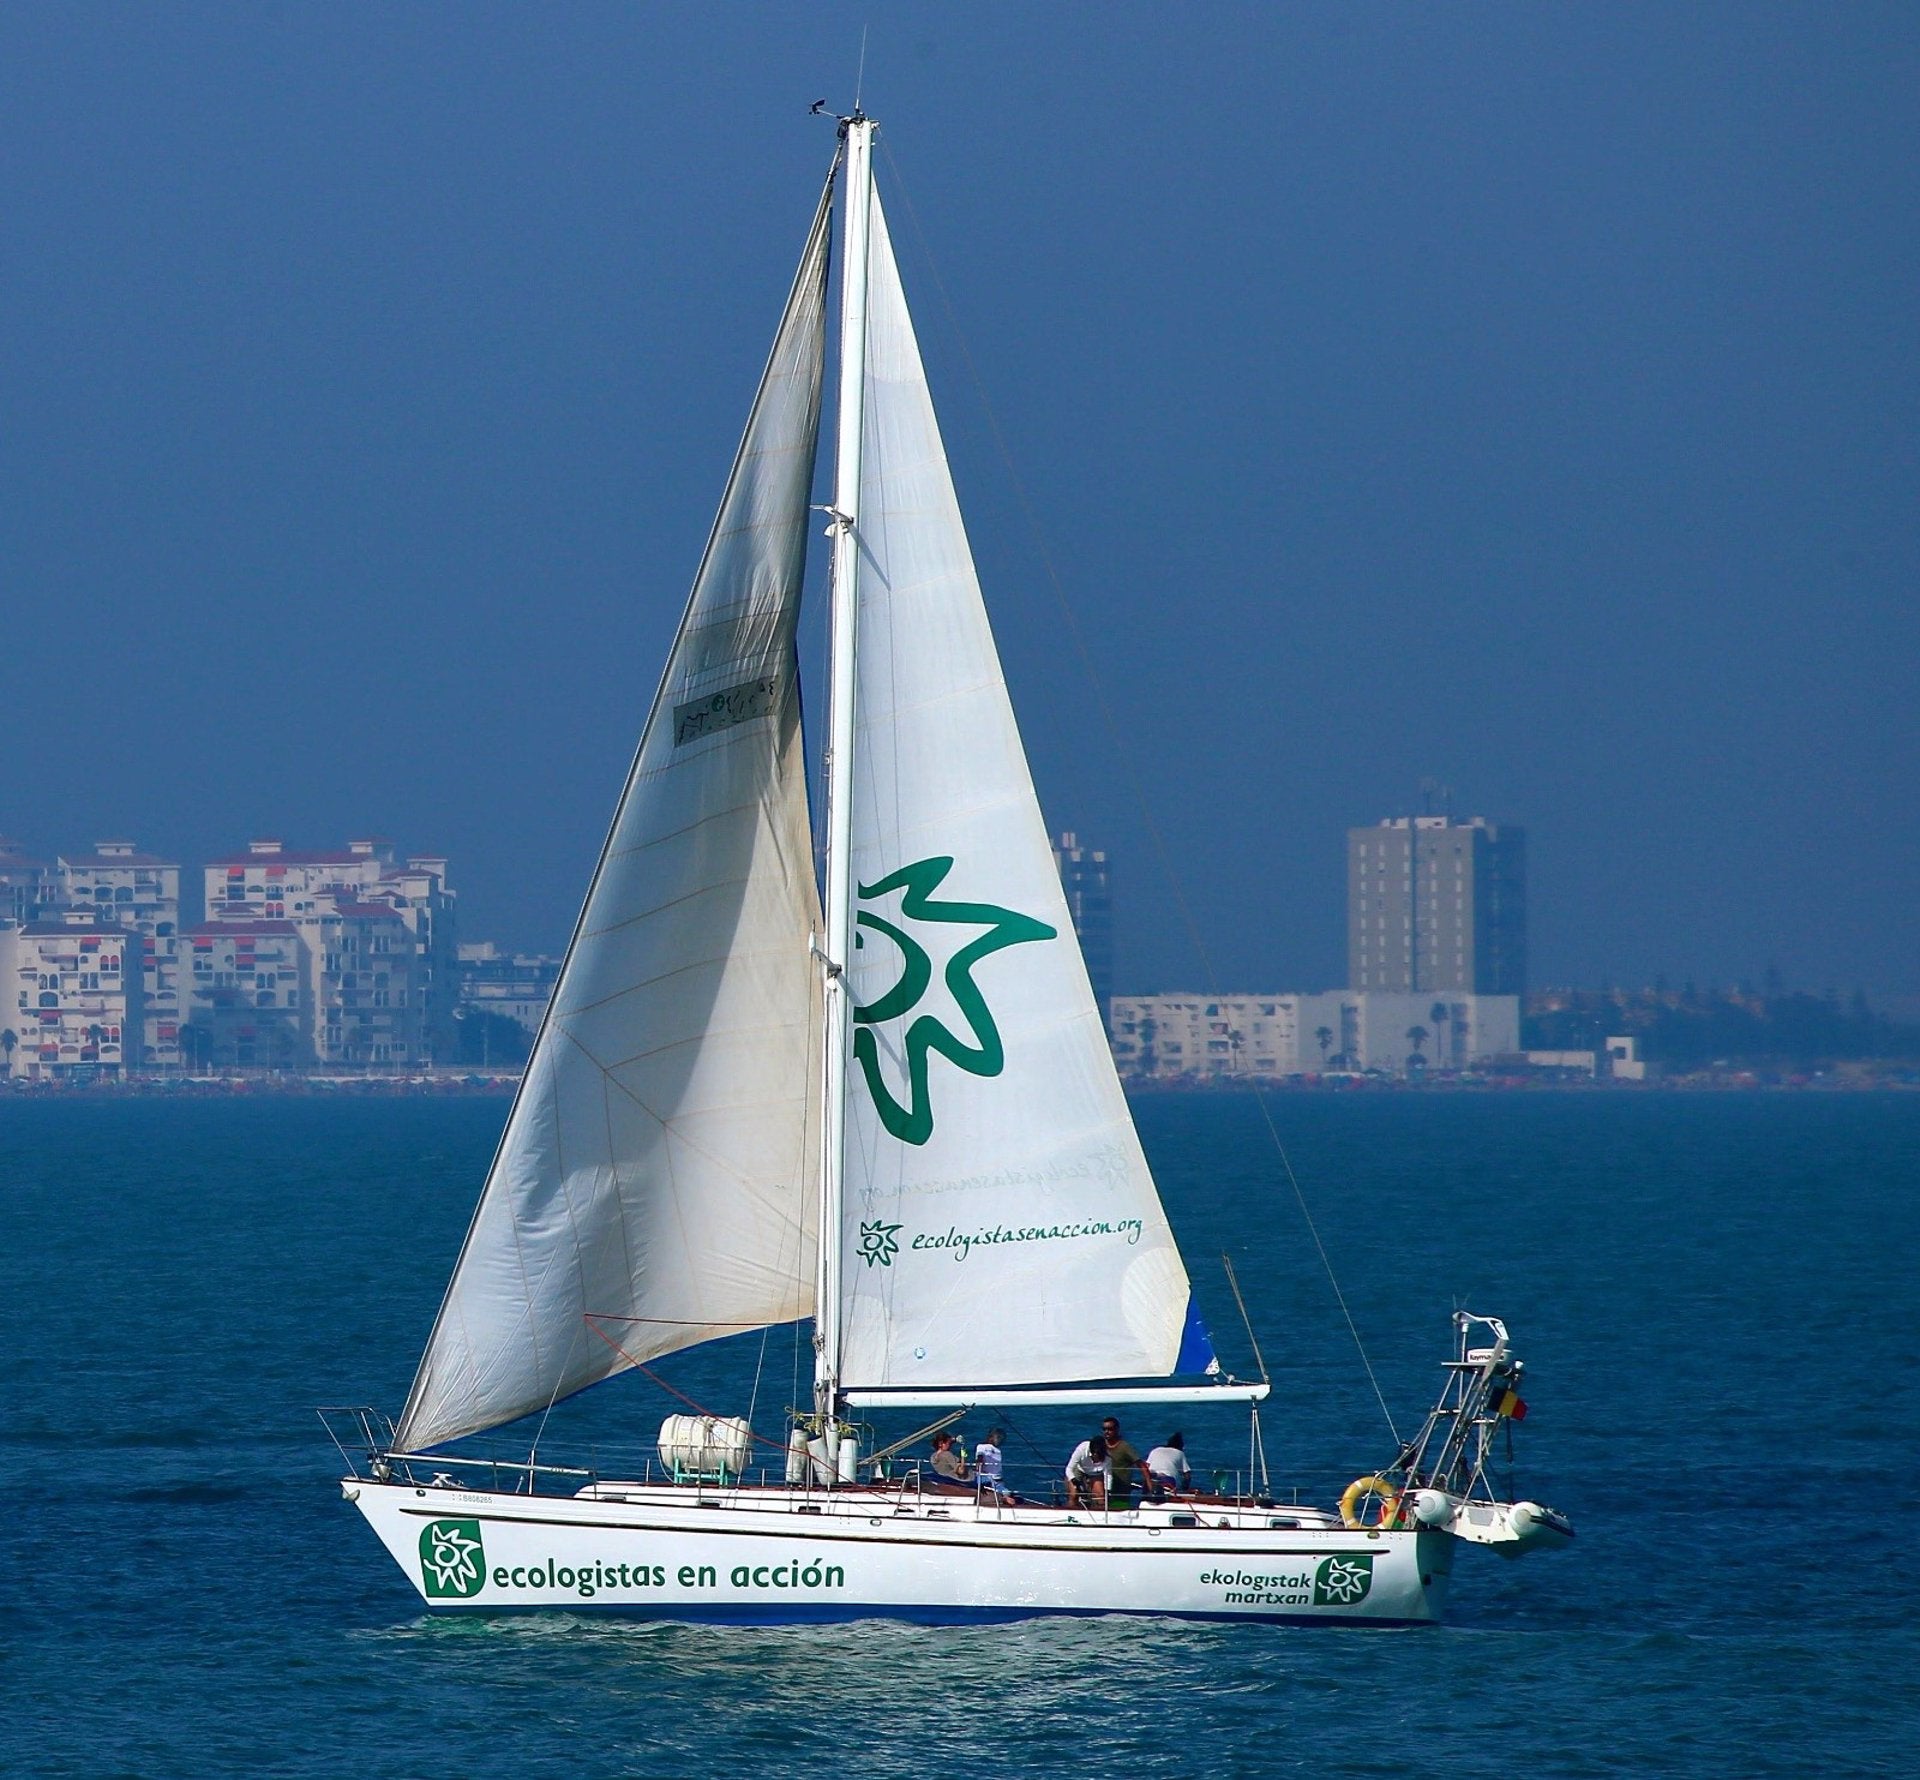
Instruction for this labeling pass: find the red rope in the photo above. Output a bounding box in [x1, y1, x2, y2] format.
[583, 1315, 801, 1457]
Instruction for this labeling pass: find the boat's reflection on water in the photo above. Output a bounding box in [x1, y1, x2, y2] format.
[376, 1606, 1316, 1705]
[352, 1604, 1449, 1776]
[354, 1604, 1439, 1779]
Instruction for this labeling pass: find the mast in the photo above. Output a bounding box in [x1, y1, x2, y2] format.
[815, 113, 875, 1419]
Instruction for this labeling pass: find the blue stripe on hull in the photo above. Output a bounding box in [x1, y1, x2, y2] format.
[421, 1600, 1436, 1629]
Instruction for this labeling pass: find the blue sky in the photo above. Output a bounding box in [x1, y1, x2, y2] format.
[2, 4, 1914, 999]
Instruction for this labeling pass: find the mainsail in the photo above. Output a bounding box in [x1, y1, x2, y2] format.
[833, 183, 1215, 1393]
[393, 181, 834, 1453]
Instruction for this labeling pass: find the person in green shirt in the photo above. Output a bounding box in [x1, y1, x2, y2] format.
[1098, 1416, 1151, 1508]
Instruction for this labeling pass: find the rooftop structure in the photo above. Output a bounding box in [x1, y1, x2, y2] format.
[0, 839, 59, 928]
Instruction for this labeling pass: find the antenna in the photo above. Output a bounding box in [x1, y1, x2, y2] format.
[812, 25, 871, 127]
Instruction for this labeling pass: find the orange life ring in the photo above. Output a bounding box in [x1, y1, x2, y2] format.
[1339, 1474, 1401, 1529]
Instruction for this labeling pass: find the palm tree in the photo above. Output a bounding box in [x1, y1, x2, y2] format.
[1406, 1024, 1429, 1068]
[1, 1028, 15, 1077]
[1315, 1025, 1333, 1066]
[1430, 1001, 1449, 1066]
[179, 1021, 210, 1073]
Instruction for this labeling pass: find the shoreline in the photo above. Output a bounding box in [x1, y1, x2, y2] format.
[2, 1069, 1914, 1099]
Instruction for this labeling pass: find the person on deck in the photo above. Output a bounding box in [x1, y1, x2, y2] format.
[1145, 1431, 1193, 1497]
[975, 1427, 1008, 1496]
[1099, 1417, 1150, 1508]
[929, 1431, 970, 1481]
[1064, 1435, 1108, 1508]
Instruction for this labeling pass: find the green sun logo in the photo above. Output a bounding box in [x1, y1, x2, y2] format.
[857, 1220, 903, 1268]
[1313, 1553, 1374, 1606]
[418, 1518, 487, 1598]
[850, 856, 1056, 1147]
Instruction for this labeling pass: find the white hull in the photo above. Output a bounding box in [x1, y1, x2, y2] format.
[346, 1477, 1453, 1626]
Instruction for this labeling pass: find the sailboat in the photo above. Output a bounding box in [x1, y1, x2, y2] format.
[335, 114, 1571, 1625]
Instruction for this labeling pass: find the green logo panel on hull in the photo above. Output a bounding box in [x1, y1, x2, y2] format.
[1313, 1553, 1374, 1606]
[419, 1518, 487, 1598]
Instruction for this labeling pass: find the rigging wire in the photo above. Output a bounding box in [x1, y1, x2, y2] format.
[792, 1291, 805, 1426]
[878, 138, 1400, 1446]
[1222, 1252, 1270, 1384]
[527, 1317, 583, 1476]
[586, 1319, 801, 1459]
[745, 1313, 777, 1437]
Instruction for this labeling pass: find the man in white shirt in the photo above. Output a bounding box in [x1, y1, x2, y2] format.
[975, 1427, 1008, 1497]
[1064, 1436, 1108, 1508]
[1145, 1431, 1193, 1497]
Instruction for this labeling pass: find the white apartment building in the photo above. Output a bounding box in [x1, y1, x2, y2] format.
[58, 841, 182, 1068]
[1109, 996, 1301, 1078]
[181, 898, 420, 1070]
[381, 853, 457, 1061]
[1109, 991, 1520, 1080]
[202, 839, 456, 1066]
[455, 942, 561, 1039]
[309, 898, 419, 1066]
[1, 911, 145, 1080]
[180, 920, 309, 1070]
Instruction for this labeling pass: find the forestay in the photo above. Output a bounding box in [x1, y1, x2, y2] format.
[393, 182, 834, 1452]
[835, 184, 1216, 1392]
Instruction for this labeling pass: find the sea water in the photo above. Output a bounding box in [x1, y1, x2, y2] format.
[2, 1091, 1914, 1776]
